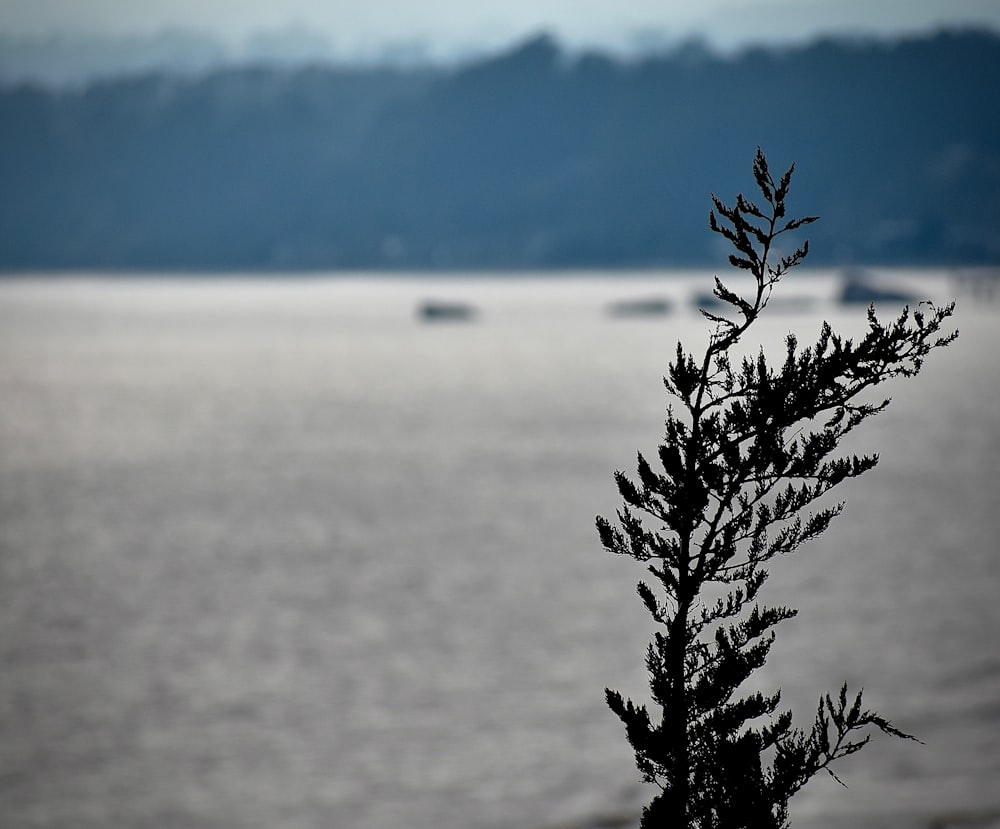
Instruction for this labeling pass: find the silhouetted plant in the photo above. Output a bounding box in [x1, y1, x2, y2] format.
[596, 149, 957, 828]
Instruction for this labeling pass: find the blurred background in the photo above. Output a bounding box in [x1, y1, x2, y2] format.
[1, 0, 1000, 269]
[1, 2, 999, 828]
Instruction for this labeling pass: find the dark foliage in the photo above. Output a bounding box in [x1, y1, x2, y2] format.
[596, 150, 957, 827]
[1, 30, 999, 268]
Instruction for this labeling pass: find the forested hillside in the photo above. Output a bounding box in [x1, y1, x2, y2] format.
[2, 29, 998, 269]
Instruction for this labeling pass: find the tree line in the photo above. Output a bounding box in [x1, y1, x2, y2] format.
[1, 29, 998, 270]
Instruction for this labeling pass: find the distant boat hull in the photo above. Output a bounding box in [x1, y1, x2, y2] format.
[417, 300, 477, 321]
[839, 269, 915, 305]
[607, 297, 673, 317]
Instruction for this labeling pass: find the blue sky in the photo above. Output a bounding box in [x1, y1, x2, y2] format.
[2, 0, 999, 58]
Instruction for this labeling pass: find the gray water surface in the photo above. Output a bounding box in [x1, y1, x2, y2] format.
[1, 273, 997, 829]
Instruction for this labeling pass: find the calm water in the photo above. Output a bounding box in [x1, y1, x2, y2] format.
[0, 271, 997, 829]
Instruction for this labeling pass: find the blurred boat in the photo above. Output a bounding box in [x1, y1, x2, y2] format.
[606, 297, 673, 317]
[838, 267, 916, 305]
[417, 300, 477, 322]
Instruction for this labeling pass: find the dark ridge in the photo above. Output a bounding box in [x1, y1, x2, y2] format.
[1, 28, 998, 270]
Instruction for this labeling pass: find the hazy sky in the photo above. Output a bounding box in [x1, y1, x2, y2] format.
[2, 0, 999, 56]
